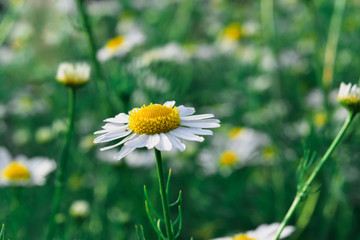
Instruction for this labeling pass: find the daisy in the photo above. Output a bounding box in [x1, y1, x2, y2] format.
[211, 223, 295, 240]
[337, 82, 360, 112]
[94, 101, 220, 160]
[97, 30, 145, 62]
[0, 147, 56, 187]
[198, 127, 272, 176]
[56, 62, 91, 87]
[134, 42, 190, 68]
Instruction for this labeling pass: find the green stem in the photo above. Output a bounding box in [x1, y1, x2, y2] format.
[154, 149, 174, 240]
[273, 111, 356, 240]
[74, 0, 117, 113]
[321, 0, 348, 88]
[75, 0, 105, 89]
[46, 88, 76, 240]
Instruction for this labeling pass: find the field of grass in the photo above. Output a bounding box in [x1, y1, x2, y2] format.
[0, 0, 360, 239]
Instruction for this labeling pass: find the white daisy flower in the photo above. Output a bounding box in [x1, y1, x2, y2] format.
[211, 223, 295, 240]
[97, 30, 145, 62]
[56, 62, 91, 87]
[94, 101, 220, 160]
[198, 127, 272, 176]
[337, 82, 360, 112]
[134, 42, 190, 68]
[0, 147, 56, 187]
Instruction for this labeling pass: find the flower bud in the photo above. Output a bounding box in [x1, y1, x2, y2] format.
[338, 82, 360, 113]
[56, 62, 90, 88]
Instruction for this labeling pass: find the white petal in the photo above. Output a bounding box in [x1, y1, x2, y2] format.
[180, 114, 214, 121]
[170, 128, 204, 142]
[100, 133, 138, 151]
[166, 133, 186, 151]
[177, 127, 213, 136]
[94, 128, 132, 143]
[180, 119, 220, 128]
[145, 134, 160, 149]
[279, 226, 295, 239]
[155, 133, 172, 151]
[178, 105, 195, 116]
[125, 134, 150, 148]
[0, 147, 12, 170]
[94, 124, 128, 134]
[104, 113, 129, 124]
[114, 146, 136, 160]
[163, 101, 176, 107]
[97, 48, 112, 62]
[27, 158, 56, 185]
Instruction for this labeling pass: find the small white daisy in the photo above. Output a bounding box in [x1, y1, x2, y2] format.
[134, 42, 190, 68]
[337, 82, 360, 112]
[211, 223, 295, 240]
[56, 62, 91, 87]
[94, 101, 220, 160]
[198, 127, 272, 176]
[97, 30, 145, 62]
[0, 147, 56, 187]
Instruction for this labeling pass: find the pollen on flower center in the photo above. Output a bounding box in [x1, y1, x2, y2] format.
[2, 162, 31, 181]
[233, 234, 256, 240]
[220, 150, 237, 166]
[128, 104, 181, 135]
[106, 36, 124, 50]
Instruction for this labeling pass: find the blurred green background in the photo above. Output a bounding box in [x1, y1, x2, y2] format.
[0, 0, 360, 239]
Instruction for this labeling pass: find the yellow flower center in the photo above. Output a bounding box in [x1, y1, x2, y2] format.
[2, 162, 31, 181]
[223, 23, 242, 41]
[233, 234, 256, 240]
[338, 96, 360, 112]
[228, 127, 243, 139]
[128, 104, 181, 135]
[106, 36, 125, 52]
[314, 112, 327, 127]
[219, 150, 237, 166]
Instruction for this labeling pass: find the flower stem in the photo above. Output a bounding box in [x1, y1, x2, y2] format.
[74, 0, 119, 113]
[75, 0, 105, 91]
[321, 0, 348, 88]
[46, 88, 76, 240]
[154, 149, 174, 240]
[273, 111, 356, 240]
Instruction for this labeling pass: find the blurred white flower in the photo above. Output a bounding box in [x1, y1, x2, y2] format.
[69, 200, 90, 219]
[305, 88, 324, 110]
[0, 147, 56, 187]
[0, 47, 15, 64]
[191, 44, 217, 60]
[56, 62, 91, 87]
[97, 31, 145, 62]
[135, 43, 190, 68]
[9, 93, 48, 116]
[211, 223, 295, 240]
[97, 149, 155, 168]
[198, 127, 273, 176]
[35, 127, 54, 144]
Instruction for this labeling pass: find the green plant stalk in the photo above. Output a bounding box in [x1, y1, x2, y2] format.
[0, 1, 24, 47]
[154, 149, 174, 240]
[46, 88, 76, 240]
[273, 111, 356, 240]
[322, 0, 348, 88]
[75, 0, 104, 90]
